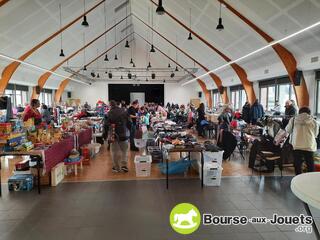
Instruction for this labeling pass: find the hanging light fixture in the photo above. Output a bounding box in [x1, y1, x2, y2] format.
[168, 50, 171, 68]
[121, 75, 123, 79]
[188, 8, 192, 40]
[125, 3, 130, 48]
[114, 20, 118, 60]
[91, 72, 96, 78]
[82, 33, 87, 71]
[148, 61, 152, 68]
[95, 49, 100, 78]
[168, 63, 171, 68]
[146, 78, 149, 82]
[103, 2, 108, 61]
[170, 72, 175, 78]
[150, 5, 156, 53]
[133, 62, 136, 67]
[58, 4, 65, 57]
[175, 36, 179, 72]
[81, 0, 89, 27]
[216, 2, 224, 31]
[130, 58, 133, 64]
[163, 79, 166, 83]
[97, 73, 100, 78]
[156, 0, 165, 15]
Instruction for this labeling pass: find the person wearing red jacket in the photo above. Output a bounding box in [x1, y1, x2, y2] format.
[23, 99, 42, 125]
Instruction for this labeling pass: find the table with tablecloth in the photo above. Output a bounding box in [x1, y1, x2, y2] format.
[77, 128, 93, 148]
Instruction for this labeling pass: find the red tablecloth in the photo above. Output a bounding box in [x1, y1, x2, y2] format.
[78, 128, 92, 147]
[44, 136, 74, 172]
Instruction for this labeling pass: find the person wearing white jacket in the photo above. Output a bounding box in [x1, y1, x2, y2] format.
[285, 107, 319, 175]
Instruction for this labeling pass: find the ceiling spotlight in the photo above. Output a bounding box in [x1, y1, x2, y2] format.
[104, 54, 109, 61]
[125, 40, 130, 48]
[82, 15, 89, 27]
[170, 72, 175, 78]
[216, 3, 224, 31]
[114, 54, 118, 60]
[175, 66, 179, 71]
[90, 71, 96, 78]
[168, 63, 171, 68]
[83, 65, 87, 71]
[130, 58, 133, 64]
[108, 72, 112, 79]
[156, 0, 165, 15]
[128, 73, 132, 79]
[188, 32, 192, 40]
[97, 73, 100, 78]
[150, 44, 155, 53]
[147, 62, 152, 68]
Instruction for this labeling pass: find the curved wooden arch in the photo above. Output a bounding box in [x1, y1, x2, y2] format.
[134, 32, 212, 108]
[0, 0, 105, 94]
[0, 0, 10, 7]
[133, 14, 228, 104]
[32, 15, 130, 99]
[54, 34, 132, 103]
[150, 0, 256, 104]
[218, 0, 309, 107]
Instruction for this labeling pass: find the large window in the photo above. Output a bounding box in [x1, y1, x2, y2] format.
[259, 77, 296, 112]
[39, 89, 53, 107]
[4, 84, 29, 107]
[212, 89, 221, 108]
[230, 85, 247, 111]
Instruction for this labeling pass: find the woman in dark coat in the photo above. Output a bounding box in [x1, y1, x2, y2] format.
[196, 103, 206, 137]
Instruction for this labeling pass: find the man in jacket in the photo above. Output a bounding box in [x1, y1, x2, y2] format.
[283, 100, 297, 127]
[107, 100, 131, 173]
[285, 107, 319, 175]
[250, 100, 264, 125]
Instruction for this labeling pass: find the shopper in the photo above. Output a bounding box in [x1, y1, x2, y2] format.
[196, 103, 206, 137]
[283, 100, 296, 127]
[23, 99, 42, 125]
[285, 107, 319, 175]
[16, 104, 24, 113]
[41, 104, 51, 124]
[250, 100, 264, 125]
[241, 102, 251, 123]
[107, 100, 131, 173]
[127, 100, 139, 151]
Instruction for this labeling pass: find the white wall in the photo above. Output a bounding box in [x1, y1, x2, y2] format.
[71, 82, 108, 106]
[164, 82, 199, 105]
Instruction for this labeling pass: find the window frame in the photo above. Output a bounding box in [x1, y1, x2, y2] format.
[316, 79, 320, 116]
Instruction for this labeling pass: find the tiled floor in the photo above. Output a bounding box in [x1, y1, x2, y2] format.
[0, 176, 319, 240]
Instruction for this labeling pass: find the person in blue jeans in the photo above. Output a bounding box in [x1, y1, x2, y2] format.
[127, 100, 139, 151]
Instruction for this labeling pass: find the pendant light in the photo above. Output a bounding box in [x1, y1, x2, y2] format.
[168, 50, 171, 68]
[130, 58, 133, 64]
[156, 0, 165, 15]
[125, 4, 130, 48]
[121, 75, 123, 79]
[175, 35, 179, 72]
[148, 62, 152, 68]
[59, 4, 65, 57]
[97, 73, 100, 78]
[216, 2, 224, 31]
[103, 1, 108, 61]
[81, 0, 89, 27]
[150, 5, 156, 53]
[168, 63, 171, 68]
[82, 33, 87, 71]
[114, 20, 118, 60]
[133, 62, 136, 67]
[96, 49, 99, 78]
[188, 8, 192, 40]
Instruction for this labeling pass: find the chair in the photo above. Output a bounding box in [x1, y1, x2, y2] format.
[256, 150, 282, 177]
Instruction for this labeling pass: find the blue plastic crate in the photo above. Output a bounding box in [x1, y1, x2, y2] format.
[158, 158, 196, 175]
[8, 174, 33, 191]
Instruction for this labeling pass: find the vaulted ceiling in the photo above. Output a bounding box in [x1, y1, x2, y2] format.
[1, 0, 320, 91]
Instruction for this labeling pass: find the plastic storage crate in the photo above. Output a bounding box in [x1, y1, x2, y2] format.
[198, 162, 223, 186]
[147, 146, 163, 163]
[134, 155, 152, 177]
[203, 151, 224, 165]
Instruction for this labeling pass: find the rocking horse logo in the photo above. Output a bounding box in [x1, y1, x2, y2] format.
[169, 203, 201, 235]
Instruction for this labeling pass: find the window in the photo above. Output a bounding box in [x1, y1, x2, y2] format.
[39, 89, 53, 107]
[259, 77, 296, 112]
[230, 85, 247, 111]
[212, 89, 221, 108]
[4, 84, 29, 108]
